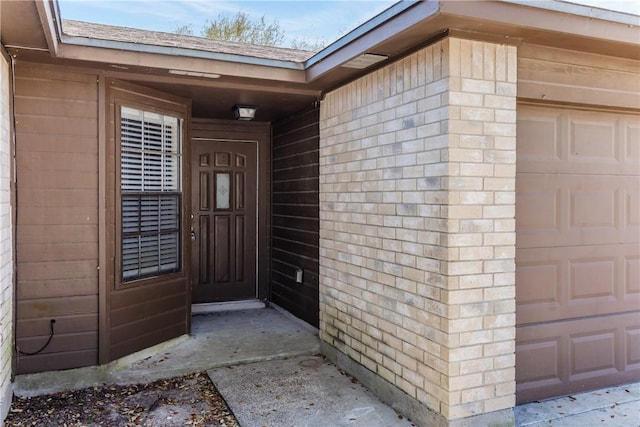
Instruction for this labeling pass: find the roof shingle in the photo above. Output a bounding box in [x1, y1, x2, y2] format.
[62, 19, 316, 63]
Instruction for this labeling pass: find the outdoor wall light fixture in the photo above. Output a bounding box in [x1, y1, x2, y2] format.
[233, 104, 258, 120]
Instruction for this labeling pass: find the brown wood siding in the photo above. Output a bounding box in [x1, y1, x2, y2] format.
[518, 44, 640, 110]
[271, 107, 319, 327]
[15, 63, 99, 374]
[105, 80, 191, 362]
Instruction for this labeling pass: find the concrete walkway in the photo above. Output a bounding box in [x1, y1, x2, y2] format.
[209, 355, 414, 427]
[515, 382, 640, 426]
[14, 307, 640, 426]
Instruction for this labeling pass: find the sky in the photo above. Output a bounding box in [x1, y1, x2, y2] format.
[58, 0, 399, 47]
[58, 0, 640, 48]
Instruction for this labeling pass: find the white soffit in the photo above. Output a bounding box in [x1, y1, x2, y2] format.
[341, 53, 388, 69]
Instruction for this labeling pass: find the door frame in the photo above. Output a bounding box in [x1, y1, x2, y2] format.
[189, 119, 271, 302]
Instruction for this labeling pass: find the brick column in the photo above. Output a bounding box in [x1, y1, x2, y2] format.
[319, 37, 517, 426]
[441, 38, 517, 421]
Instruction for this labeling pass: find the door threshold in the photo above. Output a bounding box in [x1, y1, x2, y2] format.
[192, 300, 265, 315]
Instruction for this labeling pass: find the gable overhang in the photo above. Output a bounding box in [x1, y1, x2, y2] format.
[1, 0, 322, 120]
[26, 0, 308, 83]
[303, 0, 639, 90]
[2, 0, 638, 120]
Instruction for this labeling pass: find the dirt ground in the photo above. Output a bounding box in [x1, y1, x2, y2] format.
[4, 372, 239, 427]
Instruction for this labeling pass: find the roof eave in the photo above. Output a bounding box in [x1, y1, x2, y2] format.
[37, 0, 308, 84]
[304, 0, 424, 70]
[305, 0, 440, 83]
[33, 0, 640, 90]
[58, 34, 306, 71]
[305, 0, 639, 87]
[34, 0, 60, 54]
[438, 1, 640, 49]
[503, 0, 640, 26]
[53, 42, 308, 84]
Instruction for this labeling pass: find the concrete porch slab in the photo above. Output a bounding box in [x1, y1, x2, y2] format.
[109, 308, 322, 385]
[208, 355, 415, 427]
[14, 307, 320, 397]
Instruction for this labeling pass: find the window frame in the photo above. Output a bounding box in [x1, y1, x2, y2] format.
[114, 100, 187, 288]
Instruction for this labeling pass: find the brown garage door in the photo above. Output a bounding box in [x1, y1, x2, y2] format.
[515, 104, 640, 403]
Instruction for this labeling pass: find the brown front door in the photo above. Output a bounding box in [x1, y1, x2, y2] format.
[191, 140, 257, 302]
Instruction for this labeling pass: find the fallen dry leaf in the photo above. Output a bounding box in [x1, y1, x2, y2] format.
[5, 372, 239, 427]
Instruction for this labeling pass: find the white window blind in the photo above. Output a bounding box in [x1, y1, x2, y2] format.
[120, 107, 182, 282]
[121, 107, 180, 192]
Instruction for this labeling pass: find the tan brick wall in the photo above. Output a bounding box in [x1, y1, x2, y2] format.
[319, 37, 517, 421]
[0, 52, 13, 421]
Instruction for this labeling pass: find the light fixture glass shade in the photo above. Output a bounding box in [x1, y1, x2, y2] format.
[233, 104, 257, 120]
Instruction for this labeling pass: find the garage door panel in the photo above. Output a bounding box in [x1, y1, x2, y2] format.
[517, 175, 637, 248]
[517, 106, 640, 175]
[517, 104, 640, 403]
[626, 189, 640, 229]
[627, 327, 640, 367]
[569, 257, 615, 301]
[567, 182, 617, 239]
[625, 121, 640, 163]
[569, 117, 617, 163]
[516, 312, 640, 403]
[516, 258, 561, 309]
[515, 337, 563, 393]
[566, 176, 639, 245]
[626, 256, 640, 295]
[517, 244, 639, 325]
[516, 177, 561, 238]
[569, 330, 617, 379]
[517, 111, 561, 164]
